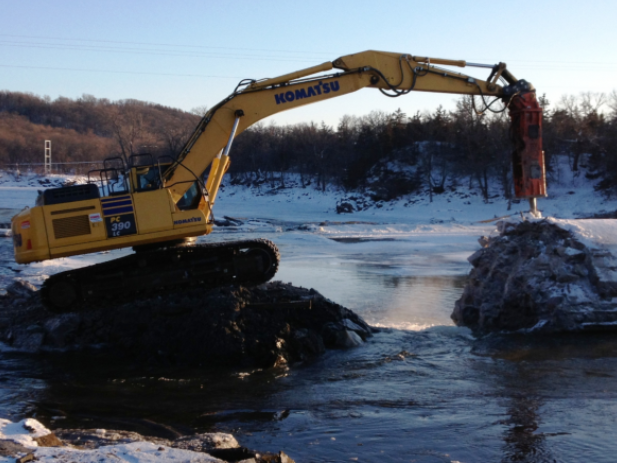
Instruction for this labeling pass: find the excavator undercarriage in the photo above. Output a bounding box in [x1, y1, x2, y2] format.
[41, 238, 279, 312]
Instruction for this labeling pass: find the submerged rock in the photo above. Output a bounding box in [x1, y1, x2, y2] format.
[452, 220, 617, 335]
[0, 280, 373, 367]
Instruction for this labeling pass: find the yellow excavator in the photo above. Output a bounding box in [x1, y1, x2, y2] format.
[11, 50, 546, 311]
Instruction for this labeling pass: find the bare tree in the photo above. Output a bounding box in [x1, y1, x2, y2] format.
[107, 101, 145, 162]
[579, 92, 606, 116]
[190, 105, 209, 117]
[608, 90, 617, 119]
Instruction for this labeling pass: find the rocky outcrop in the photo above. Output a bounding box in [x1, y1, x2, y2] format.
[0, 280, 373, 367]
[452, 220, 617, 335]
[53, 428, 294, 462]
[1, 418, 295, 463]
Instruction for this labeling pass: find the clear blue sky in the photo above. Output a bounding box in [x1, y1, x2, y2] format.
[2, 0, 616, 126]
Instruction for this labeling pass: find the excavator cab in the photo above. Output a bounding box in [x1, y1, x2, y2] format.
[127, 153, 171, 193]
[86, 154, 173, 196]
[124, 154, 205, 210]
[134, 167, 159, 191]
[87, 156, 129, 197]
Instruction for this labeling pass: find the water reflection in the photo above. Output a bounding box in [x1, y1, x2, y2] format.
[499, 376, 548, 463]
[369, 274, 468, 328]
[0, 236, 17, 281]
[471, 333, 617, 463]
[277, 255, 468, 329]
[472, 332, 617, 361]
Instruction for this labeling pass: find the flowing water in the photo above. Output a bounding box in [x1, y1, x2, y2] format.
[1, 224, 617, 462]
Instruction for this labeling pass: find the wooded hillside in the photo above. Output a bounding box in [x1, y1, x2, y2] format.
[1, 90, 616, 200]
[0, 91, 199, 166]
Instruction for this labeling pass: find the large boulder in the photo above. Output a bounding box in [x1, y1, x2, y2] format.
[452, 219, 617, 335]
[0, 281, 373, 367]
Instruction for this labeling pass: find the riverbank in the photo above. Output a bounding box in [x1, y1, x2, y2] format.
[1, 418, 295, 463]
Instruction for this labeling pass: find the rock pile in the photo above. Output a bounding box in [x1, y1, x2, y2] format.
[1, 418, 295, 463]
[53, 428, 295, 463]
[0, 280, 373, 367]
[452, 219, 617, 335]
[336, 196, 374, 214]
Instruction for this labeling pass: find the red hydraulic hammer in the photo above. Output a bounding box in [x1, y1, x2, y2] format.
[509, 92, 546, 216]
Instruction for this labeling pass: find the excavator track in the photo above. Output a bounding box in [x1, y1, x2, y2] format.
[40, 238, 280, 313]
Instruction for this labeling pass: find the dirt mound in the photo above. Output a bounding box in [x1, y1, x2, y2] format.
[0, 281, 374, 367]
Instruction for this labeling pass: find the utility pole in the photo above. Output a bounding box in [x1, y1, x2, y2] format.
[44, 140, 51, 175]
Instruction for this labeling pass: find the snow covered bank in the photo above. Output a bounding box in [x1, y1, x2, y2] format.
[2, 154, 617, 227]
[214, 155, 617, 225]
[0, 418, 294, 463]
[0, 170, 85, 211]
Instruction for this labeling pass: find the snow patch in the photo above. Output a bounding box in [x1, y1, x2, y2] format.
[0, 418, 51, 447]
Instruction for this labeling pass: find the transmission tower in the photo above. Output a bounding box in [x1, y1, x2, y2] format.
[44, 140, 51, 175]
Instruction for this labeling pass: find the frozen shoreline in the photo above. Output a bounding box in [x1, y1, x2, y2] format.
[0, 418, 292, 463]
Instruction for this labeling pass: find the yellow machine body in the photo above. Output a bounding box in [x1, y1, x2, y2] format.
[12, 165, 216, 264]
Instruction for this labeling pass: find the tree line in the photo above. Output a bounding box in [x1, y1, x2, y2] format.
[1, 90, 616, 200]
[230, 91, 617, 201]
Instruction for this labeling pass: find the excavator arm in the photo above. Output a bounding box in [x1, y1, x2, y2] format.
[164, 50, 545, 213]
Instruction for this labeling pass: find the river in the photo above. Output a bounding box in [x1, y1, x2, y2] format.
[1, 222, 617, 462]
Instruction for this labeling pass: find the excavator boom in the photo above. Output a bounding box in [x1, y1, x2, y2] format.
[165, 51, 544, 210]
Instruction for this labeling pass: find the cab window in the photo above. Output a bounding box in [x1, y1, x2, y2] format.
[176, 182, 202, 210]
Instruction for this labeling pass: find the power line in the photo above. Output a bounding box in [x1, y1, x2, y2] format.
[0, 64, 242, 79]
[2, 35, 616, 71]
[0, 34, 332, 58]
[2, 61, 614, 82]
[2, 34, 617, 68]
[0, 42, 318, 63]
[0, 40, 320, 63]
